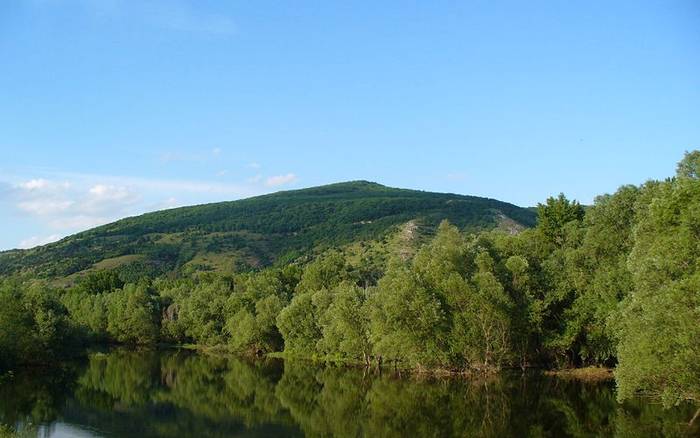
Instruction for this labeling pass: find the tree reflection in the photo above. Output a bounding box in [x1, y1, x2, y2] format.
[0, 351, 697, 437]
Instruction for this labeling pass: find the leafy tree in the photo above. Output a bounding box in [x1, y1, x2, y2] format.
[536, 193, 585, 248]
[0, 281, 36, 369]
[63, 290, 110, 341]
[560, 186, 639, 365]
[225, 270, 294, 353]
[107, 282, 160, 345]
[296, 251, 349, 294]
[369, 266, 448, 369]
[616, 174, 700, 406]
[676, 150, 700, 179]
[74, 270, 124, 295]
[0, 280, 74, 368]
[450, 251, 513, 371]
[227, 294, 286, 354]
[276, 292, 321, 354]
[317, 283, 372, 362]
[176, 277, 232, 345]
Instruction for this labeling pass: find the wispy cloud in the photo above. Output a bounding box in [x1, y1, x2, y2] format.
[266, 173, 298, 187]
[17, 199, 74, 216]
[9, 178, 139, 230]
[49, 215, 110, 230]
[1, 169, 300, 249]
[19, 178, 50, 190]
[18, 234, 62, 250]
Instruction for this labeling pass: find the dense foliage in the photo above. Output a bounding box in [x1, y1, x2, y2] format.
[0, 152, 698, 409]
[0, 181, 535, 278]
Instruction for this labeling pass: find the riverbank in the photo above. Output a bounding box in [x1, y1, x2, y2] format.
[267, 351, 617, 381]
[544, 366, 614, 382]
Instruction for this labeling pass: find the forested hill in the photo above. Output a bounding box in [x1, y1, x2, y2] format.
[0, 181, 536, 280]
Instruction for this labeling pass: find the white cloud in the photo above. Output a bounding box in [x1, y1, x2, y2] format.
[49, 215, 109, 230]
[18, 234, 62, 249]
[1, 170, 293, 250]
[212, 147, 222, 156]
[161, 197, 180, 209]
[88, 184, 108, 196]
[14, 178, 76, 215]
[81, 184, 139, 216]
[19, 178, 49, 190]
[266, 173, 298, 187]
[16, 178, 70, 191]
[8, 178, 139, 232]
[247, 162, 261, 169]
[17, 200, 74, 215]
[88, 184, 133, 201]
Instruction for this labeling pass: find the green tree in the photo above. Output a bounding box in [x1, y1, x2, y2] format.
[676, 149, 700, 179]
[317, 283, 372, 362]
[107, 282, 160, 345]
[616, 174, 700, 406]
[63, 290, 110, 341]
[227, 294, 286, 353]
[0, 280, 74, 368]
[454, 251, 514, 371]
[277, 292, 322, 354]
[536, 193, 585, 248]
[74, 270, 124, 295]
[369, 266, 448, 369]
[225, 270, 292, 353]
[296, 251, 349, 294]
[560, 186, 639, 365]
[177, 277, 232, 345]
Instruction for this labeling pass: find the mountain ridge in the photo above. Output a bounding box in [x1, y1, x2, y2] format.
[0, 181, 536, 279]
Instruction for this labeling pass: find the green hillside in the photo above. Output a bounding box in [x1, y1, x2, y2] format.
[0, 181, 535, 279]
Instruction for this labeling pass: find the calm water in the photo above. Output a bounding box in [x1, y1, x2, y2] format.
[0, 349, 698, 438]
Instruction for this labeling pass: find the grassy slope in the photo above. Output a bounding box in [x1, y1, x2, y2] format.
[0, 181, 535, 279]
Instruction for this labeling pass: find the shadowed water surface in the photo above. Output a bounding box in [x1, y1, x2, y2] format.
[0, 349, 697, 437]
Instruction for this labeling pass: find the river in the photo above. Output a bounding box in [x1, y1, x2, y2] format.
[0, 349, 697, 437]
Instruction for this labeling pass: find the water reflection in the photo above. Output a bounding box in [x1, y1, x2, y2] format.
[0, 349, 697, 437]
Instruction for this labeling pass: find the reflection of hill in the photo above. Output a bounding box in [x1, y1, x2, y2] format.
[1, 350, 698, 437]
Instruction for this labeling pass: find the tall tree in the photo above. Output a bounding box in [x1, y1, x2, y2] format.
[616, 164, 700, 406]
[107, 282, 161, 345]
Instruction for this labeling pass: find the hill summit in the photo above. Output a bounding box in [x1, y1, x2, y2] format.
[0, 181, 535, 279]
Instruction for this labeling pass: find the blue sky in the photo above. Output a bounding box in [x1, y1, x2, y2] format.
[1, 0, 698, 250]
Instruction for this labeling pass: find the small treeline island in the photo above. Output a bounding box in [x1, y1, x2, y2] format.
[1, 152, 699, 412]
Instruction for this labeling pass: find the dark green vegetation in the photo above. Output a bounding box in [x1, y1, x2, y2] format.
[1, 349, 698, 438]
[0, 181, 535, 279]
[1, 151, 699, 416]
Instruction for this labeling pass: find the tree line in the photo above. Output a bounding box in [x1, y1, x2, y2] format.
[1, 151, 698, 407]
